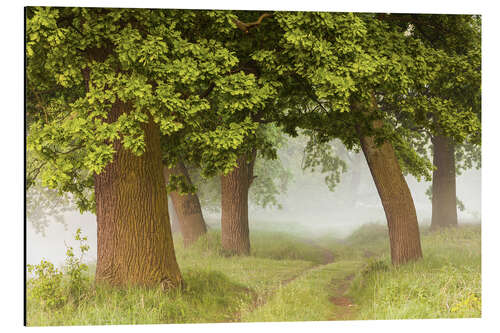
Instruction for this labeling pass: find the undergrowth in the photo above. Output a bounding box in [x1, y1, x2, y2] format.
[27, 228, 90, 311]
[348, 224, 481, 319]
[26, 222, 481, 325]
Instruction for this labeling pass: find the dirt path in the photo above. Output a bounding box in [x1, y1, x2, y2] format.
[234, 239, 337, 321]
[328, 273, 356, 320]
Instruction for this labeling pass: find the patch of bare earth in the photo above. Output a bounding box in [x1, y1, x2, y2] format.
[329, 273, 356, 320]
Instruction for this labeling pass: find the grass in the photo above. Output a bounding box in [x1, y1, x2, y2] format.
[26, 221, 481, 326]
[241, 260, 363, 322]
[27, 228, 321, 326]
[173, 230, 320, 291]
[316, 222, 390, 261]
[348, 224, 481, 319]
[27, 270, 252, 326]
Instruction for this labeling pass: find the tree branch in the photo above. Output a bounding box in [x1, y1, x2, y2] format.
[232, 13, 273, 34]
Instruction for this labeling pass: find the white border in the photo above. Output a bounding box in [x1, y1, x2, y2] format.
[4, 1, 499, 332]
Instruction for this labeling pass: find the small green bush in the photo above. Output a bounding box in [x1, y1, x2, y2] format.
[27, 260, 67, 310]
[64, 228, 91, 304]
[27, 229, 91, 310]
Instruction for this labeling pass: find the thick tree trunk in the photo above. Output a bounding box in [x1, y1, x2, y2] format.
[163, 162, 207, 246]
[94, 101, 182, 289]
[354, 98, 423, 265]
[431, 135, 458, 230]
[220, 151, 256, 255]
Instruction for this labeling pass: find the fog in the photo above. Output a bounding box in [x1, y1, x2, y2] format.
[249, 164, 481, 238]
[26, 149, 481, 267]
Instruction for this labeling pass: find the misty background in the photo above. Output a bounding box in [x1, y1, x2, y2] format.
[26, 137, 481, 267]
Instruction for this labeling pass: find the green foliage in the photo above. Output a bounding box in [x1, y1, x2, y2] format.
[455, 141, 481, 174]
[26, 7, 277, 210]
[165, 173, 197, 194]
[27, 260, 67, 310]
[27, 229, 91, 312]
[192, 126, 293, 211]
[64, 228, 90, 303]
[392, 129, 434, 181]
[250, 156, 292, 209]
[27, 8, 480, 214]
[301, 133, 347, 191]
[252, 12, 480, 182]
[389, 15, 481, 177]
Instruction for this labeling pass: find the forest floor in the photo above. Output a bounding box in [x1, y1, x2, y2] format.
[26, 222, 481, 326]
[237, 237, 362, 322]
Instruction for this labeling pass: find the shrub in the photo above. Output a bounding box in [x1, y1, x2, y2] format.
[27, 260, 67, 310]
[64, 228, 91, 304]
[27, 228, 91, 310]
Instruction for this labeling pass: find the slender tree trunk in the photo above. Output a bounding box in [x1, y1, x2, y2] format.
[431, 135, 458, 230]
[220, 151, 256, 255]
[94, 101, 182, 289]
[168, 196, 181, 234]
[163, 162, 207, 246]
[354, 98, 423, 265]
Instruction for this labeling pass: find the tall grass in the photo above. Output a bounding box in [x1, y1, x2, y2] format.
[26, 222, 481, 325]
[348, 224, 481, 319]
[236, 223, 481, 322]
[27, 269, 253, 326]
[27, 228, 323, 326]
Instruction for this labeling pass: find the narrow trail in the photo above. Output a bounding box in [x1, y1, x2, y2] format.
[279, 240, 335, 286]
[310, 239, 359, 321]
[234, 239, 348, 322]
[325, 248, 378, 320]
[328, 273, 356, 320]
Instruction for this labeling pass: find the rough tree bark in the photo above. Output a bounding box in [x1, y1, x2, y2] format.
[430, 135, 458, 230]
[354, 97, 423, 265]
[94, 101, 183, 289]
[163, 162, 207, 246]
[220, 150, 257, 255]
[168, 196, 181, 234]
